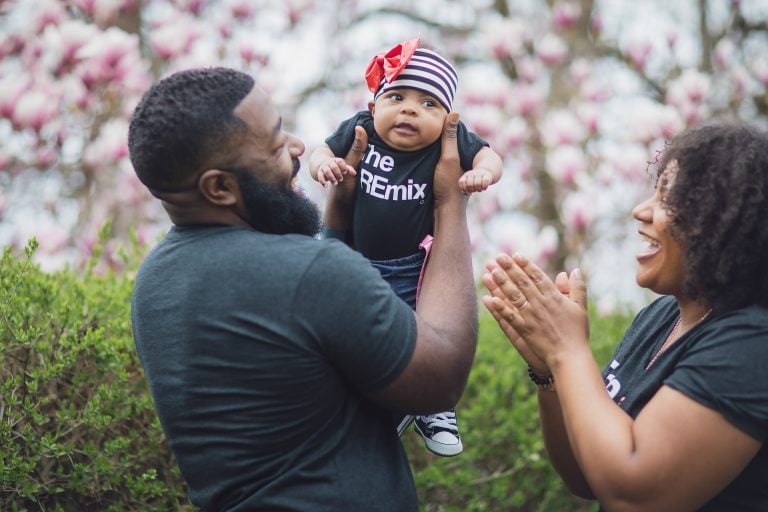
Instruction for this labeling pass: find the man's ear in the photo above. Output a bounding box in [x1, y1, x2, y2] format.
[197, 169, 239, 206]
[367, 101, 375, 115]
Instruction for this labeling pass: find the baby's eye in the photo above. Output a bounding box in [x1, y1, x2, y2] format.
[422, 98, 437, 108]
[388, 92, 403, 101]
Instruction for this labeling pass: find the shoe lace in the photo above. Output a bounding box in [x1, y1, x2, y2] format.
[422, 411, 457, 432]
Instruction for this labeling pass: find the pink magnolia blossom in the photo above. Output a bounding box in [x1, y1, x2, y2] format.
[750, 57, 768, 87]
[569, 58, 592, 84]
[230, 0, 255, 19]
[713, 38, 736, 69]
[552, 1, 582, 30]
[35, 225, 71, 255]
[516, 56, 544, 83]
[76, 27, 142, 88]
[500, 117, 529, 150]
[562, 191, 597, 233]
[511, 83, 545, 118]
[74, 0, 134, 27]
[116, 170, 149, 207]
[237, 41, 269, 66]
[0, 150, 10, 173]
[481, 18, 529, 60]
[546, 145, 587, 186]
[591, 13, 603, 37]
[666, 31, 678, 49]
[541, 110, 586, 147]
[603, 143, 653, 182]
[576, 103, 599, 134]
[474, 195, 500, 223]
[536, 34, 568, 67]
[149, 18, 200, 60]
[0, 33, 26, 60]
[666, 70, 711, 114]
[627, 103, 683, 144]
[35, 147, 58, 168]
[284, 0, 314, 26]
[41, 20, 99, 75]
[12, 89, 59, 133]
[83, 119, 129, 171]
[0, 76, 29, 119]
[729, 67, 749, 100]
[625, 38, 653, 71]
[34, 0, 67, 33]
[172, 0, 207, 16]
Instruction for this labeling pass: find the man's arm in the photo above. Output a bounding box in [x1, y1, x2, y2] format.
[320, 127, 367, 239]
[371, 113, 478, 413]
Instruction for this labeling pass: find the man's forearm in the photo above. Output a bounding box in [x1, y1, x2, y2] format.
[415, 197, 477, 402]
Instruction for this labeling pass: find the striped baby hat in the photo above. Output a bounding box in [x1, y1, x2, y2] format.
[365, 38, 457, 112]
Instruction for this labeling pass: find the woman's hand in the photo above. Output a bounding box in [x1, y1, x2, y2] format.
[481, 252, 589, 370]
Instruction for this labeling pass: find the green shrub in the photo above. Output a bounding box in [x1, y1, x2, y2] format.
[1, 236, 634, 511]
[404, 303, 633, 512]
[0, 238, 193, 511]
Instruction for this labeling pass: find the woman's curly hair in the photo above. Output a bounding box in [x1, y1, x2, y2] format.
[657, 123, 768, 314]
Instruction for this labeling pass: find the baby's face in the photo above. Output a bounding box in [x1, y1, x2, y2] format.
[370, 88, 446, 152]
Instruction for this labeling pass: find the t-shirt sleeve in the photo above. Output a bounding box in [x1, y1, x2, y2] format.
[664, 310, 768, 442]
[324, 111, 374, 158]
[291, 240, 417, 393]
[456, 120, 490, 171]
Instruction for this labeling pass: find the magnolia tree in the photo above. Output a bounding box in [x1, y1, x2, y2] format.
[1, 0, 766, 309]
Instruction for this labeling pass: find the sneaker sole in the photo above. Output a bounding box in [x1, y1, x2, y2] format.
[396, 415, 415, 437]
[413, 421, 464, 457]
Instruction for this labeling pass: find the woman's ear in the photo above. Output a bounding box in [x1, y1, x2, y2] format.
[197, 169, 239, 206]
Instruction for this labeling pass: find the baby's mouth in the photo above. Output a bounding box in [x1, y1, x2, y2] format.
[394, 122, 418, 134]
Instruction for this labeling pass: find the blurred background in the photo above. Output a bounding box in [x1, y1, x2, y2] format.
[1, 0, 767, 312]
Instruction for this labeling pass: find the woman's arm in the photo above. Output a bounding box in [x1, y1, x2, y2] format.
[485, 253, 762, 511]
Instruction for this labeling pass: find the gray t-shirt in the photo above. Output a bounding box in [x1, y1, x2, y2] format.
[602, 295, 768, 511]
[131, 226, 418, 511]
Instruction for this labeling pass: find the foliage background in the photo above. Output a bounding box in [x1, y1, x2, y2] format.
[1, 238, 630, 510]
[2, 0, 767, 311]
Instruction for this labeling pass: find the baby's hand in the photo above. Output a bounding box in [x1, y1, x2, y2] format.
[459, 168, 493, 194]
[317, 157, 357, 187]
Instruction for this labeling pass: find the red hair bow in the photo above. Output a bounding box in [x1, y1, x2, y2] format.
[364, 38, 420, 93]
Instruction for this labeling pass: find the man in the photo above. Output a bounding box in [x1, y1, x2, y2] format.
[128, 67, 476, 511]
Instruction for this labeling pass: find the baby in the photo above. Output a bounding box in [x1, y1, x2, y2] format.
[310, 38, 503, 457]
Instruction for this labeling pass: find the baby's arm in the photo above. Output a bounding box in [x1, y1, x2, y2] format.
[309, 144, 357, 188]
[458, 146, 503, 194]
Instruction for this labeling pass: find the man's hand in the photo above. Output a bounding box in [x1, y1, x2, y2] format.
[433, 113, 464, 207]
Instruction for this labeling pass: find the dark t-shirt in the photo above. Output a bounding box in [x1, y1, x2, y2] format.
[131, 226, 419, 512]
[602, 296, 768, 511]
[325, 110, 487, 259]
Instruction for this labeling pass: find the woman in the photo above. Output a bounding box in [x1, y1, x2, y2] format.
[482, 123, 768, 511]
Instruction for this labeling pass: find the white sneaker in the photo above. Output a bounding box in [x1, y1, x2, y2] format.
[396, 415, 414, 437]
[414, 409, 463, 457]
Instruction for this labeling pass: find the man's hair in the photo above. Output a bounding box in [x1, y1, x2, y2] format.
[656, 123, 768, 313]
[128, 67, 255, 191]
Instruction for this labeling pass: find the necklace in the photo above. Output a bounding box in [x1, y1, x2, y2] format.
[645, 309, 712, 371]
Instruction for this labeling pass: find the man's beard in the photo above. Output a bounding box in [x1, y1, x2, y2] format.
[238, 168, 321, 237]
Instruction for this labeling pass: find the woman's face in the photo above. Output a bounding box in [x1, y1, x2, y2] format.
[631, 160, 687, 295]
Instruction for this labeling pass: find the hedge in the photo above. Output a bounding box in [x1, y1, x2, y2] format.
[1, 236, 632, 511]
